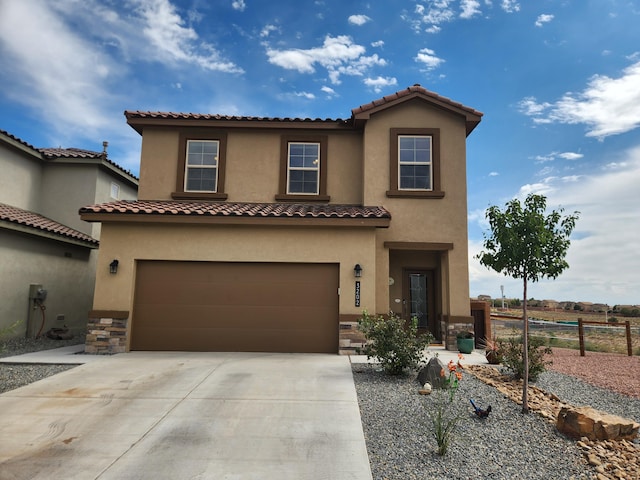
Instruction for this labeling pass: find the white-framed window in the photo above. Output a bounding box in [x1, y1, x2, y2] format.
[287, 142, 320, 194]
[185, 140, 219, 192]
[110, 182, 120, 199]
[398, 135, 432, 190]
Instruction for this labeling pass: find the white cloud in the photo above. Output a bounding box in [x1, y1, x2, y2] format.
[134, 0, 243, 73]
[321, 86, 337, 96]
[535, 14, 554, 27]
[470, 146, 640, 305]
[501, 0, 520, 13]
[348, 14, 371, 26]
[260, 24, 279, 37]
[535, 151, 584, 163]
[371, 40, 385, 48]
[488, 171, 499, 177]
[0, 0, 118, 136]
[460, 0, 482, 19]
[558, 152, 583, 160]
[364, 76, 398, 93]
[294, 91, 315, 99]
[266, 35, 386, 84]
[415, 47, 445, 70]
[518, 61, 640, 138]
[231, 0, 246, 12]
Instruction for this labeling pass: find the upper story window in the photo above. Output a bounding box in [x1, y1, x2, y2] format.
[173, 131, 228, 200]
[387, 128, 443, 199]
[287, 142, 319, 194]
[399, 135, 431, 190]
[276, 135, 329, 202]
[185, 140, 218, 192]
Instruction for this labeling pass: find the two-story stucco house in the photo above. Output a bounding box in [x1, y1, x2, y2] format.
[0, 130, 138, 339]
[80, 85, 483, 354]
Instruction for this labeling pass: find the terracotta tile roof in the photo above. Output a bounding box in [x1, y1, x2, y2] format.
[0, 203, 99, 247]
[352, 84, 483, 117]
[351, 84, 483, 134]
[125, 85, 482, 135]
[80, 200, 390, 222]
[40, 147, 105, 159]
[0, 129, 40, 152]
[40, 148, 139, 181]
[126, 111, 346, 124]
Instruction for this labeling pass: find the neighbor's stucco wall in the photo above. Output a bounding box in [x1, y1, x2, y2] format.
[92, 223, 378, 329]
[0, 143, 42, 211]
[0, 230, 96, 337]
[360, 102, 471, 318]
[137, 127, 363, 204]
[41, 164, 97, 235]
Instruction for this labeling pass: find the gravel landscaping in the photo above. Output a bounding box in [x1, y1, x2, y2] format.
[352, 356, 640, 480]
[0, 335, 83, 394]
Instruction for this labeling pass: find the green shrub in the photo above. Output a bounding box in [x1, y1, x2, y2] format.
[357, 311, 433, 375]
[501, 333, 552, 381]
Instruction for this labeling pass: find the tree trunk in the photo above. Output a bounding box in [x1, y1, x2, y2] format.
[522, 277, 529, 414]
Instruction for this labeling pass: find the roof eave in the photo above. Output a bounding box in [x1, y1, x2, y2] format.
[79, 211, 390, 228]
[0, 220, 99, 249]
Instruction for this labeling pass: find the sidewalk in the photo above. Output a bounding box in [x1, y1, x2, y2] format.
[0, 344, 107, 364]
[349, 344, 488, 366]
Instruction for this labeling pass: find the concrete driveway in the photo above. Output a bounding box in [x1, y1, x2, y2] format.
[0, 352, 372, 480]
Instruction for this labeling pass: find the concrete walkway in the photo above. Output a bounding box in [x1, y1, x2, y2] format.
[0, 351, 372, 480]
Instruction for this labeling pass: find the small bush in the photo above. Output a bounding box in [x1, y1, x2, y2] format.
[357, 311, 433, 375]
[501, 333, 552, 381]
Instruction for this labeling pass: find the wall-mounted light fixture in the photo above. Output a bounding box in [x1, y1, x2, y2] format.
[109, 259, 119, 274]
[354, 264, 363, 278]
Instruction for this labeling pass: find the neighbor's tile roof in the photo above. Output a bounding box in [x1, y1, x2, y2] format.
[40, 148, 138, 180]
[80, 200, 390, 220]
[0, 203, 99, 246]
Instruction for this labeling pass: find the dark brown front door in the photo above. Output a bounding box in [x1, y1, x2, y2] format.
[403, 269, 436, 339]
[131, 261, 339, 353]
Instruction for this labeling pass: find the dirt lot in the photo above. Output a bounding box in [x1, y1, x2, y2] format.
[547, 347, 640, 399]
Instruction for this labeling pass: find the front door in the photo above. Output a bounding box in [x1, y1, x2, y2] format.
[403, 269, 437, 339]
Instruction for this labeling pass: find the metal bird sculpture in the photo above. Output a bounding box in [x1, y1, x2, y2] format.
[470, 399, 492, 418]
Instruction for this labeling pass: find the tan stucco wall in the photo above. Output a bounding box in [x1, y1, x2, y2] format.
[360, 102, 471, 318]
[92, 223, 379, 330]
[137, 128, 363, 204]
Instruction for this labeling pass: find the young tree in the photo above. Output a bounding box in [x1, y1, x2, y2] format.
[477, 194, 579, 413]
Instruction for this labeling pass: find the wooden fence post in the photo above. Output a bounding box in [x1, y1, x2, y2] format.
[626, 321, 632, 356]
[578, 318, 585, 357]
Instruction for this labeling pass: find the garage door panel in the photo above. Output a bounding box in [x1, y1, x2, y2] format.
[132, 261, 339, 353]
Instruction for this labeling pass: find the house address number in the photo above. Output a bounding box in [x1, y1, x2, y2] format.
[355, 281, 360, 307]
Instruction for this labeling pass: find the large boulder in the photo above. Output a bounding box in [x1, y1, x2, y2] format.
[417, 356, 446, 389]
[556, 406, 640, 441]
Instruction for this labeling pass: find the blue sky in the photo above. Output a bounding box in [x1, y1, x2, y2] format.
[1, 0, 639, 305]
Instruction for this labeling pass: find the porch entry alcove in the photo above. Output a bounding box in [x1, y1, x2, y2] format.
[386, 241, 454, 343]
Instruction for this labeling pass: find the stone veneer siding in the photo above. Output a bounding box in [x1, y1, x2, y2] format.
[85, 310, 129, 354]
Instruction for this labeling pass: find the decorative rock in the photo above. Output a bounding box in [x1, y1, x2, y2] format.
[418, 382, 433, 395]
[556, 406, 640, 441]
[417, 357, 446, 389]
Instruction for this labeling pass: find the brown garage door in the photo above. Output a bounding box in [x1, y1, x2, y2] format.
[131, 261, 339, 353]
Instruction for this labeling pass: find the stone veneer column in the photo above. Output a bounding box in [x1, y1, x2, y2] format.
[85, 310, 129, 354]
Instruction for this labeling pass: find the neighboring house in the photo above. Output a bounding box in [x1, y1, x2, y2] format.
[0, 130, 138, 339]
[80, 85, 483, 354]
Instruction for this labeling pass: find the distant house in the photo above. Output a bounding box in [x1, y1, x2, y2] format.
[542, 299, 559, 309]
[0, 130, 138, 339]
[80, 85, 483, 354]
